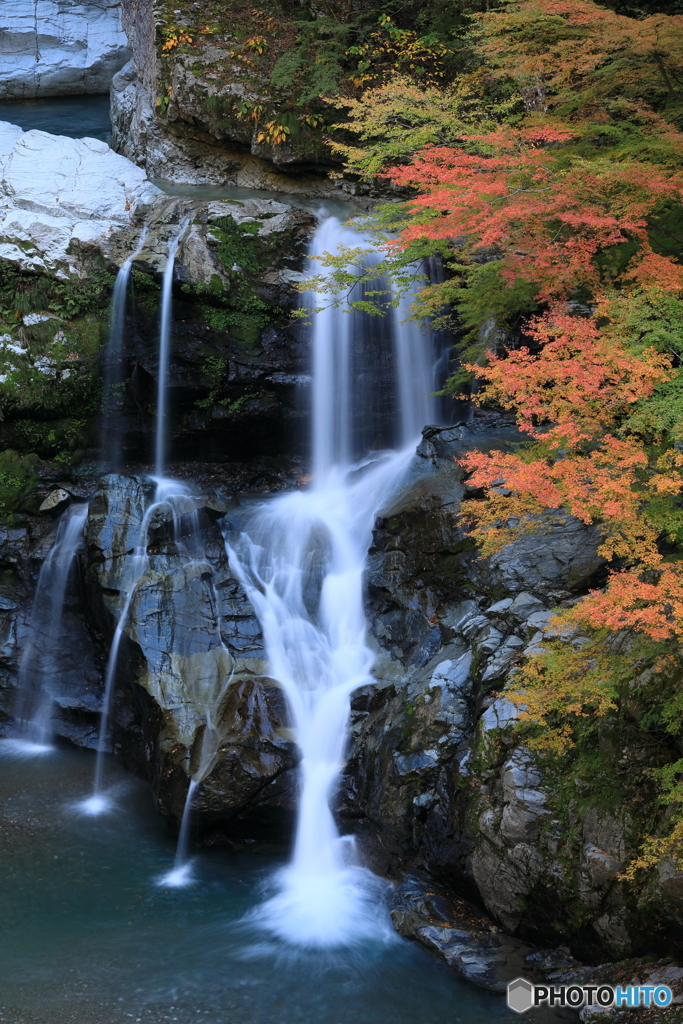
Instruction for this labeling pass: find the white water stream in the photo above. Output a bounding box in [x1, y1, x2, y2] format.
[155, 222, 188, 477]
[2, 503, 88, 756]
[224, 216, 436, 946]
[102, 227, 148, 469]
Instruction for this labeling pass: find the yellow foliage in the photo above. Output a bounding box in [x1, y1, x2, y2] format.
[161, 30, 193, 52]
[257, 121, 291, 145]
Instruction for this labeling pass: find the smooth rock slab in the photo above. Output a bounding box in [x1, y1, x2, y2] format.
[0, 0, 131, 99]
[0, 121, 159, 275]
[391, 874, 532, 993]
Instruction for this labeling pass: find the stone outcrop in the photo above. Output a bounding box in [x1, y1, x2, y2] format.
[111, 0, 357, 197]
[0, 0, 131, 99]
[0, 120, 159, 277]
[85, 474, 299, 841]
[110, 60, 352, 197]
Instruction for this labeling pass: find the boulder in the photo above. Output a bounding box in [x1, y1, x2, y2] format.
[0, 121, 159, 276]
[0, 0, 131, 99]
[85, 474, 299, 841]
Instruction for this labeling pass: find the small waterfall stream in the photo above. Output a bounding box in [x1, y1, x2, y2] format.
[155, 222, 188, 477]
[3, 503, 88, 755]
[102, 227, 148, 469]
[82, 223, 191, 814]
[224, 215, 436, 945]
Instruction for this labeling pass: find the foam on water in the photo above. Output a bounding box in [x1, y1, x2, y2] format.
[158, 861, 196, 889]
[223, 215, 437, 948]
[75, 793, 115, 817]
[0, 738, 55, 759]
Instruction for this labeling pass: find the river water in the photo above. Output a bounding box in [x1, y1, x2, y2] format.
[0, 748, 507, 1024]
[0, 95, 112, 141]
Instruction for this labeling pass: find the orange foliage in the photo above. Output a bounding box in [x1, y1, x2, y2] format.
[458, 305, 677, 562]
[387, 130, 683, 301]
[464, 309, 671, 437]
[476, 0, 683, 116]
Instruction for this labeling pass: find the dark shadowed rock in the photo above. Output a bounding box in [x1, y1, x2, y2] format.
[84, 474, 298, 841]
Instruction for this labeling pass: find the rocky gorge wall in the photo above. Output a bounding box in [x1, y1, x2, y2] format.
[111, 0, 358, 197]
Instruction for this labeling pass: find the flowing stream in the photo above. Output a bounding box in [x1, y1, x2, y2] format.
[102, 226, 149, 469]
[3, 503, 88, 755]
[224, 215, 436, 946]
[82, 225, 191, 814]
[155, 222, 189, 477]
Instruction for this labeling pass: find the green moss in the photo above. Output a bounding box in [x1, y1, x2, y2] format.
[0, 260, 114, 324]
[0, 449, 40, 516]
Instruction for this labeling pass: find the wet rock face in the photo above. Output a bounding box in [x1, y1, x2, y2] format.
[341, 423, 681, 961]
[0, 501, 105, 748]
[0, 0, 131, 100]
[85, 474, 298, 842]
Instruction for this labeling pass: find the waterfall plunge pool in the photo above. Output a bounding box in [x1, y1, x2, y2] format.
[0, 745, 510, 1024]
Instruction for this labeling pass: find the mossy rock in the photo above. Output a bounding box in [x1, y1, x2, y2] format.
[0, 449, 40, 516]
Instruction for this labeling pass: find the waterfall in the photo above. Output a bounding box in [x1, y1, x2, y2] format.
[309, 217, 435, 478]
[224, 216, 436, 946]
[82, 225, 192, 813]
[2, 503, 88, 756]
[159, 779, 198, 888]
[155, 223, 188, 477]
[102, 227, 148, 470]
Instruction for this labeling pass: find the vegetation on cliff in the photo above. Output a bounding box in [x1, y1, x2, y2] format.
[0, 262, 111, 471]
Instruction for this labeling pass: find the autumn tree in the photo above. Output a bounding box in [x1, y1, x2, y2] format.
[325, 0, 683, 872]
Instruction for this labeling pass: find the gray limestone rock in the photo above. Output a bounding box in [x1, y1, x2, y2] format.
[0, 0, 131, 99]
[85, 474, 298, 841]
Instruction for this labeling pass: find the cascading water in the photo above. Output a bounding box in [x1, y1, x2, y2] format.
[82, 224, 192, 814]
[2, 503, 88, 757]
[102, 227, 148, 469]
[224, 215, 436, 946]
[310, 217, 435, 475]
[155, 222, 188, 477]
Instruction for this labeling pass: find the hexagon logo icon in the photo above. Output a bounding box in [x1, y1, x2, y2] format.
[508, 977, 534, 1013]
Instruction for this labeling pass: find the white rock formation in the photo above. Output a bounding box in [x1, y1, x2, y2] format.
[0, 0, 131, 99]
[0, 120, 159, 276]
